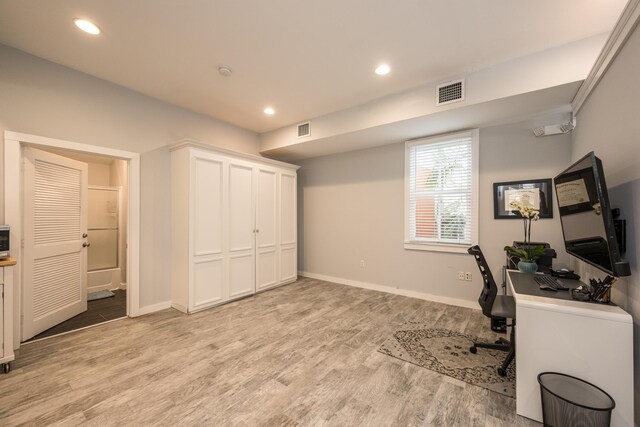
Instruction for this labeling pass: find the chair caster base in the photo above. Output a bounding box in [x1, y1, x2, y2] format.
[497, 367, 507, 377]
[469, 346, 477, 354]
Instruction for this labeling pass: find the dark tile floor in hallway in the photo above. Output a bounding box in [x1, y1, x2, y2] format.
[28, 289, 126, 341]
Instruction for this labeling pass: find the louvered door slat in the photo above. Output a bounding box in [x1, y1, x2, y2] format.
[34, 159, 82, 245]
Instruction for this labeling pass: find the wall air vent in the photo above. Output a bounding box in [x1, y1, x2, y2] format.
[436, 79, 465, 106]
[297, 122, 310, 138]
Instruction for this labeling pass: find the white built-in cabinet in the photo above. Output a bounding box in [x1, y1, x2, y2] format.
[1, 259, 15, 373]
[171, 141, 299, 313]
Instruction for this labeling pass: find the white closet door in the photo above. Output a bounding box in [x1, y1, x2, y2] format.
[227, 162, 255, 298]
[22, 148, 88, 340]
[279, 172, 297, 282]
[191, 156, 224, 310]
[256, 169, 278, 290]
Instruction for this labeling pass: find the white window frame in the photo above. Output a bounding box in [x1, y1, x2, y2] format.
[404, 129, 479, 253]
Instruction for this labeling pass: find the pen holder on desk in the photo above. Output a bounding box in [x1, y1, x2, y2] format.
[591, 288, 611, 304]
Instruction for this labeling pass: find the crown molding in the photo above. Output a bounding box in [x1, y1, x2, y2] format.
[572, 0, 640, 114]
[170, 139, 300, 170]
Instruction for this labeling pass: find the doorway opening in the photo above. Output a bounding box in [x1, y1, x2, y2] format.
[3, 131, 141, 350]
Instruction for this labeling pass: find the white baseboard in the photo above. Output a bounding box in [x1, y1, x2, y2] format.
[119, 282, 128, 290]
[298, 271, 478, 310]
[137, 300, 172, 316]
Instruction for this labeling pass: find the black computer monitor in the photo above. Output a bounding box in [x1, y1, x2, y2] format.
[553, 152, 630, 277]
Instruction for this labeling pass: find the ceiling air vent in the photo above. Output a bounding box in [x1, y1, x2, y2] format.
[436, 79, 465, 106]
[297, 122, 310, 138]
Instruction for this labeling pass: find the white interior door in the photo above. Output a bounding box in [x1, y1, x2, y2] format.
[22, 147, 88, 341]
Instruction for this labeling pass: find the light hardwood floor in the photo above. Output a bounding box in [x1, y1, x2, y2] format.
[0, 278, 540, 426]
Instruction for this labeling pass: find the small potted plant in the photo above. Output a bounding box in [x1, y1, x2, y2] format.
[504, 201, 546, 273]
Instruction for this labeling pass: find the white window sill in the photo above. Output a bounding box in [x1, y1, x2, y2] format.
[404, 242, 470, 254]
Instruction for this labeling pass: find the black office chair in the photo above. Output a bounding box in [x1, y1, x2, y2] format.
[467, 245, 516, 377]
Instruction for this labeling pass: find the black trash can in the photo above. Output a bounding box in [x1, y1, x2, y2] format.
[538, 372, 615, 427]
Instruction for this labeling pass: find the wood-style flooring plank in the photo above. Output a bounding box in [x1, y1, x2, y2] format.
[0, 277, 537, 426]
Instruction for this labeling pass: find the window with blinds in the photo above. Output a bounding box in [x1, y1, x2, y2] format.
[405, 130, 478, 251]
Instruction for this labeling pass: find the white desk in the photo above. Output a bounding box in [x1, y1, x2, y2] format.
[507, 270, 633, 426]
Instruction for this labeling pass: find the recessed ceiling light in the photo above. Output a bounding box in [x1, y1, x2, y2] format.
[74, 18, 101, 35]
[375, 64, 390, 75]
[264, 107, 275, 115]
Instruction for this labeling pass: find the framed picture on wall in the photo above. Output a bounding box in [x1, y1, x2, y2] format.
[493, 178, 553, 219]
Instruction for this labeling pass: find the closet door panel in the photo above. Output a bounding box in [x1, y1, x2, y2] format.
[257, 250, 277, 289]
[257, 170, 276, 246]
[279, 172, 297, 282]
[256, 169, 277, 290]
[228, 163, 255, 298]
[280, 247, 297, 282]
[229, 255, 254, 298]
[193, 258, 223, 308]
[193, 157, 223, 256]
[280, 173, 296, 245]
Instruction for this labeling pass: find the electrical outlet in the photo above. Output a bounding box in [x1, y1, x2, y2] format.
[360, 260, 366, 268]
[465, 272, 473, 281]
[458, 272, 465, 281]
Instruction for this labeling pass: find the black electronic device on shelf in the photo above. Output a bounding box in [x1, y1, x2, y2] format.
[554, 152, 630, 277]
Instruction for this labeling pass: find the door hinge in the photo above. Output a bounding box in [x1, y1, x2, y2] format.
[21, 238, 24, 249]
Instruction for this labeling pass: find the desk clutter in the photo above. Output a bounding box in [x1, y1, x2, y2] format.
[536, 270, 616, 305]
[534, 274, 569, 291]
[588, 276, 616, 304]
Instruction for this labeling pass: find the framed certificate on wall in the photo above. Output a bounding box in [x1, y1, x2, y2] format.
[493, 178, 553, 219]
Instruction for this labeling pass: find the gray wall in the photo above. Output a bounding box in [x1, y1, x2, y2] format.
[570, 22, 640, 424]
[297, 121, 571, 304]
[0, 44, 260, 309]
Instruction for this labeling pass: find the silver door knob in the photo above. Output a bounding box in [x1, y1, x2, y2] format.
[82, 242, 91, 248]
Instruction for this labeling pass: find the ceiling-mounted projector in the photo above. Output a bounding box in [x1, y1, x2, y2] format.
[533, 117, 576, 137]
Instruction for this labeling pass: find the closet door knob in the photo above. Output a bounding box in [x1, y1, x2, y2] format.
[82, 233, 88, 238]
[82, 242, 91, 248]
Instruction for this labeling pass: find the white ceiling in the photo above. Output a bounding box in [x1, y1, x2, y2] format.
[0, 0, 627, 134]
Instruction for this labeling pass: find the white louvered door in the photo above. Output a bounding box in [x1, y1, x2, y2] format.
[22, 148, 88, 341]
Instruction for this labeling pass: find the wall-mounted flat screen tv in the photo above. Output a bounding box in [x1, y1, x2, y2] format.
[554, 152, 630, 277]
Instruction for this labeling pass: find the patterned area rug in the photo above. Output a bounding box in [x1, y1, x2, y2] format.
[378, 325, 515, 398]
